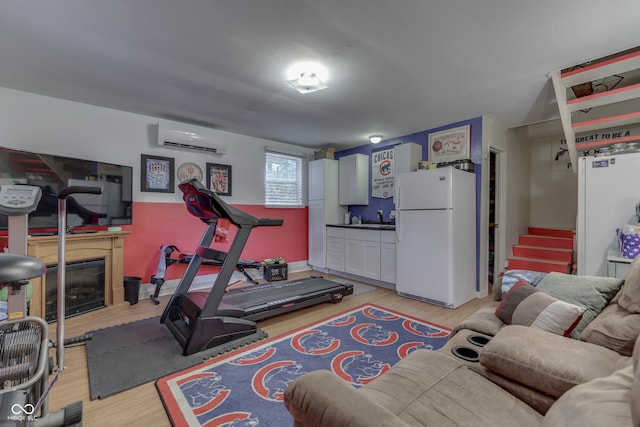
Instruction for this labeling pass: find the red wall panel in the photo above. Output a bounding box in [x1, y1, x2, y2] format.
[122, 202, 308, 283]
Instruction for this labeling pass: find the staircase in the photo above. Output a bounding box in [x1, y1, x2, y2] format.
[507, 227, 575, 274]
[550, 47, 640, 172]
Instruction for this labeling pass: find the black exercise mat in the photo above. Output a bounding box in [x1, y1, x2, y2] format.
[86, 317, 267, 400]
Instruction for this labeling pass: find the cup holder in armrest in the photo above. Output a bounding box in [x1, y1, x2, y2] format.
[467, 334, 491, 348]
[451, 346, 479, 363]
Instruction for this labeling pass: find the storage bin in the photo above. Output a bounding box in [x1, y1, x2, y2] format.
[263, 263, 288, 282]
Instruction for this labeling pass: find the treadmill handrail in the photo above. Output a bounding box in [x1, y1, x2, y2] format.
[258, 218, 284, 226]
[178, 178, 283, 228]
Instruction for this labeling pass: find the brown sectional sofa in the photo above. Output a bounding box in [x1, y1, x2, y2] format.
[284, 256, 640, 426]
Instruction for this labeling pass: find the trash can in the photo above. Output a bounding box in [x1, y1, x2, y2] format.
[123, 276, 142, 305]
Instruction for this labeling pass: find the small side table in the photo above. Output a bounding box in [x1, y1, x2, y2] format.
[607, 248, 633, 279]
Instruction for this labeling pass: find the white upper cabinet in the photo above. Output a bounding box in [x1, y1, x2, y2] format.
[393, 142, 423, 203]
[338, 153, 369, 205]
[393, 142, 422, 174]
[309, 158, 339, 201]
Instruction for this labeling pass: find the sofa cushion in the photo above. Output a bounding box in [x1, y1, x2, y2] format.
[619, 254, 640, 313]
[580, 302, 640, 356]
[284, 350, 545, 427]
[542, 334, 640, 427]
[284, 370, 411, 427]
[470, 364, 557, 415]
[495, 280, 586, 336]
[480, 325, 628, 398]
[541, 364, 634, 427]
[536, 272, 623, 338]
[359, 350, 543, 427]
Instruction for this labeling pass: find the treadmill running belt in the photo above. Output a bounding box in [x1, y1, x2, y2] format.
[188, 277, 353, 318]
[224, 278, 347, 306]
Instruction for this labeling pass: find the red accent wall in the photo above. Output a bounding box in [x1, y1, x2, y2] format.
[122, 202, 308, 283]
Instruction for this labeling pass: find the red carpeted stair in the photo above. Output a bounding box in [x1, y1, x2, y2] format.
[508, 227, 575, 274]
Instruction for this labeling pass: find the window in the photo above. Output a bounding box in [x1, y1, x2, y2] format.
[265, 151, 307, 207]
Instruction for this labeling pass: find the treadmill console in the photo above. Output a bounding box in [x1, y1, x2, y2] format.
[0, 185, 42, 216]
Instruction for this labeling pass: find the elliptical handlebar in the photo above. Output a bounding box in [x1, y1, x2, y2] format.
[57, 186, 102, 199]
[56, 185, 102, 375]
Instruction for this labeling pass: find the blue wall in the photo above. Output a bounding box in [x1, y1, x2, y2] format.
[335, 117, 483, 291]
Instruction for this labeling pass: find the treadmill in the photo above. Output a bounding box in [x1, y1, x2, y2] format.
[160, 178, 353, 356]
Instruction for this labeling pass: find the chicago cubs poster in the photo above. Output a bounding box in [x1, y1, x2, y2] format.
[371, 148, 393, 198]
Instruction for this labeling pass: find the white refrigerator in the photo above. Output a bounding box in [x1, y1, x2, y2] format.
[395, 167, 476, 308]
[577, 152, 640, 277]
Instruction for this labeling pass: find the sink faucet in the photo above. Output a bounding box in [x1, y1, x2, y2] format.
[377, 210, 384, 224]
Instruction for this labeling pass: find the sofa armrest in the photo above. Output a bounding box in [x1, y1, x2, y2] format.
[450, 302, 504, 337]
[284, 370, 410, 427]
[480, 325, 629, 398]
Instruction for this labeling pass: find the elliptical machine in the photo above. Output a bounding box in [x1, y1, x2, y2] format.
[0, 184, 100, 426]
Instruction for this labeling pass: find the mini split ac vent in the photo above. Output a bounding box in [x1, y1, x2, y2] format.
[160, 140, 226, 154]
[157, 126, 227, 155]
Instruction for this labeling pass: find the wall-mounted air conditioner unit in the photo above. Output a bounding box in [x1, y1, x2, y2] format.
[157, 126, 227, 155]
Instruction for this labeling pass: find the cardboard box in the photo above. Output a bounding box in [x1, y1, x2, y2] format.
[314, 148, 335, 160]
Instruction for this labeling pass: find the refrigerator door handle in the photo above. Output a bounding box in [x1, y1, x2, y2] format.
[396, 211, 401, 242]
[395, 178, 401, 207]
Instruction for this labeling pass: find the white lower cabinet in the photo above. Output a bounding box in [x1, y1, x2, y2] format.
[326, 227, 345, 272]
[380, 242, 396, 283]
[362, 241, 381, 279]
[345, 239, 365, 276]
[326, 227, 395, 284]
[326, 237, 345, 271]
[345, 238, 380, 279]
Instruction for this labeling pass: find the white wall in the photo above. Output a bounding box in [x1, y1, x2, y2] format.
[527, 109, 640, 231]
[0, 87, 313, 205]
[503, 126, 532, 268]
[527, 118, 578, 230]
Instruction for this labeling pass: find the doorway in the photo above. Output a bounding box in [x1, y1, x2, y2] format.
[488, 150, 500, 289]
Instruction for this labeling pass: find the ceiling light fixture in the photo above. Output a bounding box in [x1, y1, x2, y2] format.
[286, 62, 328, 94]
[369, 135, 383, 144]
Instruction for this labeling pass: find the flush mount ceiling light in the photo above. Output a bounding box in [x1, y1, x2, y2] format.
[286, 62, 328, 94]
[369, 135, 383, 144]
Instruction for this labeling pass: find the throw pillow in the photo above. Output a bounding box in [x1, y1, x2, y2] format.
[495, 280, 586, 337]
[536, 273, 623, 338]
[499, 269, 547, 298]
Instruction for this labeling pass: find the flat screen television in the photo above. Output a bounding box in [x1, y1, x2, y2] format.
[0, 147, 133, 231]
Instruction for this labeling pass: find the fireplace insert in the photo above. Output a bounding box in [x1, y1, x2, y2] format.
[45, 257, 106, 322]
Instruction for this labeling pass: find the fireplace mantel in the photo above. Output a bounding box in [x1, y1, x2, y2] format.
[1, 231, 130, 318]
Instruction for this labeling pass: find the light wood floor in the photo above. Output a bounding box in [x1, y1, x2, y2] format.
[46, 271, 490, 426]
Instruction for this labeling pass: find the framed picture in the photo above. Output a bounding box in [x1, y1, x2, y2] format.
[206, 163, 232, 196]
[428, 124, 471, 163]
[141, 154, 175, 193]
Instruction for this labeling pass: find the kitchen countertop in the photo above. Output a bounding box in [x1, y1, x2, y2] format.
[327, 223, 396, 231]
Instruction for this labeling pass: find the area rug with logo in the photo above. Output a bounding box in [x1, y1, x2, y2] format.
[156, 303, 450, 426]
